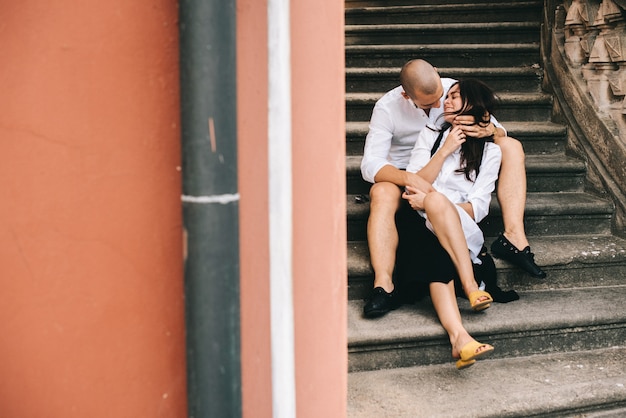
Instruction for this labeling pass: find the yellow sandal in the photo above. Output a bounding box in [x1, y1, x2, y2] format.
[455, 340, 494, 370]
[469, 290, 493, 312]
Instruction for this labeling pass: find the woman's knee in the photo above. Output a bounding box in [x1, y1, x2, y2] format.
[423, 191, 450, 212]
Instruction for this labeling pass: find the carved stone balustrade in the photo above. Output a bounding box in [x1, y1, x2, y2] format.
[563, 0, 626, 114]
[550, 0, 626, 233]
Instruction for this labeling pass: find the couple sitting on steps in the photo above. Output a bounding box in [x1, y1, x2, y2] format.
[360, 59, 547, 370]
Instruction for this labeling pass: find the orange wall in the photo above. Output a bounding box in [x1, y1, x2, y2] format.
[0, 2, 187, 417]
[238, 0, 347, 416]
[237, 0, 273, 416]
[291, 2, 347, 417]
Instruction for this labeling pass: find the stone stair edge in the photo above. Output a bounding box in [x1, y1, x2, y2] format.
[346, 91, 552, 103]
[346, 192, 614, 220]
[347, 285, 626, 346]
[347, 233, 626, 273]
[346, 22, 540, 31]
[346, 120, 568, 135]
[348, 346, 626, 418]
[346, 43, 540, 52]
[345, 0, 541, 6]
[345, 1, 542, 13]
[346, 66, 542, 75]
[345, 154, 585, 174]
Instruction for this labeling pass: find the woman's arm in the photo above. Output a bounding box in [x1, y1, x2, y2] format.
[418, 125, 467, 183]
[407, 125, 466, 184]
[406, 127, 437, 178]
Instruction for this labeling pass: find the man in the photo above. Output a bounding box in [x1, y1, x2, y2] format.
[361, 59, 546, 319]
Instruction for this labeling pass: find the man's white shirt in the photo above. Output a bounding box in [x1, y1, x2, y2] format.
[360, 78, 504, 184]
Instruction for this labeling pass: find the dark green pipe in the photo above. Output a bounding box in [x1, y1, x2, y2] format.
[179, 0, 241, 416]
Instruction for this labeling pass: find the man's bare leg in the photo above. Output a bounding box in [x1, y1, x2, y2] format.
[492, 136, 546, 278]
[495, 136, 529, 249]
[363, 182, 403, 318]
[367, 182, 402, 292]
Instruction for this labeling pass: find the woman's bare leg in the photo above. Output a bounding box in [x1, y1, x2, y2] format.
[423, 192, 484, 300]
[430, 281, 475, 358]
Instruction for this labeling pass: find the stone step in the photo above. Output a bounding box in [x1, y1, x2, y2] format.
[482, 192, 614, 237]
[346, 43, 541, 68]
[347, 234, 626, 300]
[345, 22, 540, 45]
[346, 92, 553, 122]
[346, 66, 544, 93]
[346, 154, 585, 195]
[347, 286, 626, 372]
[346, 0, 535, 7]
[346, 191, 613, 241]
[345, 2, 542, 25]
[348, 346, 626, 417]
[346, 120, 569, 156]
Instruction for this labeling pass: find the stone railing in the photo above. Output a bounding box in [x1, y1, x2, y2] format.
[563, 0, 626, 128]
[542, 0, 626, 235]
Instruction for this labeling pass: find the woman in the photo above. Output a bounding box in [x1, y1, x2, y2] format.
[396, 79, 502, 369]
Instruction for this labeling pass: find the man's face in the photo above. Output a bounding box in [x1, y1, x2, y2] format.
[404, 81, 444, 111]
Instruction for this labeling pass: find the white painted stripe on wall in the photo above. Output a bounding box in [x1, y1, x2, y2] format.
[181, 194, 240, 204]
[267, 0, 296, 417]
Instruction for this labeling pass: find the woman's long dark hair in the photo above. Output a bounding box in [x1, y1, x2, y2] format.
[430, 79, 499, 181]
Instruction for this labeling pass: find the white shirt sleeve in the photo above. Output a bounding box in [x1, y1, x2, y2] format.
[405, 127, 440, 174]
[360, 102, 395, 184]
[491, 114, 506, 136]
[467, 143, 502, 223]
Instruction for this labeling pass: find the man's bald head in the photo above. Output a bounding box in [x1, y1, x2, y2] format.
[400, 59, 441, 100]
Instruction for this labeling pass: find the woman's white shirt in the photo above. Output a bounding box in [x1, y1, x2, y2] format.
[406, 125, 502, 263]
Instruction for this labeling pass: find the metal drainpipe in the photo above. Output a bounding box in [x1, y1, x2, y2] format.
[179, 1, 241, 417]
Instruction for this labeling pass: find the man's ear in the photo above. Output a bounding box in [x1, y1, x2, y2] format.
[401, 91, 410, 100]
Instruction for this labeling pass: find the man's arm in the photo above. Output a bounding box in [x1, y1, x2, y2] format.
[360, 102, 395, 183]
[373, 165, 434, 193]
[454, 114, 505, 139]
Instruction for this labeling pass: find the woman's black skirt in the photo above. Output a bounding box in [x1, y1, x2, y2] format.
[393, 202, 458, 296]
[393, 201, 517, 304]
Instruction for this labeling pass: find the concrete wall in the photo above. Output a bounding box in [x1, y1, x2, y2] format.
[0, 2, 187, 416]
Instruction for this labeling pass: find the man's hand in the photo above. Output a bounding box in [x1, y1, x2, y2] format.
[402, 186, 427, 211]
[454, 114, 497, 139]
[404, 172, 434, 194]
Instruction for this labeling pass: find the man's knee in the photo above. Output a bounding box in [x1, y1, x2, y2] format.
[497, 136, 525, 164]
[369, 182, 402, 207]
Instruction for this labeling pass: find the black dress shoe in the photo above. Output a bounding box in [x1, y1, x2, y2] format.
[490, 234, 547, 278]
[363, 287, 400, 318]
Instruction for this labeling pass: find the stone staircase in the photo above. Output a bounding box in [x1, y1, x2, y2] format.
[345, 1, 626, 416]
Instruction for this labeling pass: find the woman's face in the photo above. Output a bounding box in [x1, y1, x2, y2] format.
[443, 84, 465, 123]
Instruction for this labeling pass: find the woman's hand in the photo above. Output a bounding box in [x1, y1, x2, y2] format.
[402, 186, 427, 211]
[440, 125, 466, 156]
